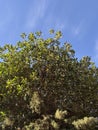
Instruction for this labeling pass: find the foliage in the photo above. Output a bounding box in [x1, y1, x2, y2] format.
[72, 117, 98, 130]
[0, 30, 98, 129]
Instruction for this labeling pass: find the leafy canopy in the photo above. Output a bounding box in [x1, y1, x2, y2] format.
[0, 30, 98, 129]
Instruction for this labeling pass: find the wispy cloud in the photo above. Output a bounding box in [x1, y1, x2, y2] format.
[91, 39, 98, 66]
[54, 22, 65, 31]
[72, 26, 81, 36]
[71, 22, 84, 36]
[25, 0, 49, 30]
[0, 4, 13, 32]
[94, 39, 98, 60]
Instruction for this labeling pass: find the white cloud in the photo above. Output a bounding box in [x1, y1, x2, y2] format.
[25, 0, 49, 29]
[54, 23, 65, 31]
[72, 26, 80, 35]
[0, 5, 13, 32]
[92, 39, 98, 66]
[94, 40, 98, 59]
[71, 22, 83, 36]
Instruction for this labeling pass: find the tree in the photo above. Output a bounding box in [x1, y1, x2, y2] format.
[0, 30, 98, 129]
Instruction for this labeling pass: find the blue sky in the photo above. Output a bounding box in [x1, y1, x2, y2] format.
[0, 0, 98, 66]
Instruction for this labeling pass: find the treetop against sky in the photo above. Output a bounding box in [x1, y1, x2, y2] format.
[0, 0, 98, 65]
